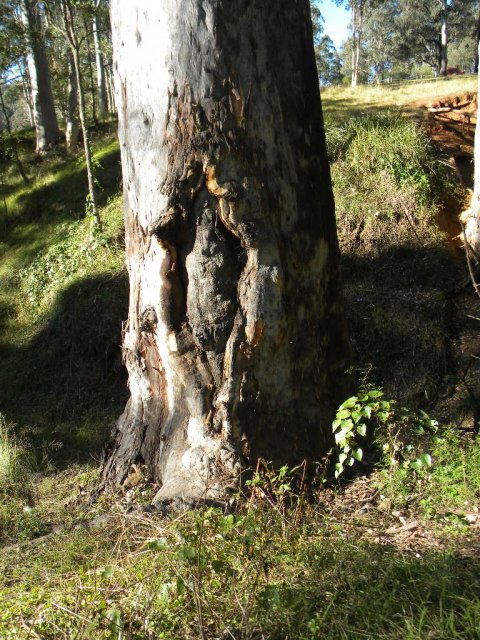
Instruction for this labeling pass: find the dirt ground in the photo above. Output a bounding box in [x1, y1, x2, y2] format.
[412, 92, 480, 433]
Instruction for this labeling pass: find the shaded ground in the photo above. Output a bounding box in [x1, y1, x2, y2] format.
[410, 90, 480, 435]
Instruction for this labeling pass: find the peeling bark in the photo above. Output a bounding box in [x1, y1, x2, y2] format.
[102, 0, 348, 503]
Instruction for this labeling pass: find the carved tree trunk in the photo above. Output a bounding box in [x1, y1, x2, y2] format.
[92, 11, 108, 118]
[21, 0, 60, 153]
[65, 51, 79, 149]
[102, 0, 348, 503]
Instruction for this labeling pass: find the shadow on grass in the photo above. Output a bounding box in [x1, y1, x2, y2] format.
[341, 242, 459, 405]
[261, 536, 480, 639]
[0, 272, 128, 463]
[0, 144, 121, 256]
[13, 147, 120, 224]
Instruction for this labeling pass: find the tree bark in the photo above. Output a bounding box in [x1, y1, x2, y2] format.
[92, 10, 108, 118]
[21, 0, 60, 153]
[20, 59, 35, 128]
[105, 63, 116, 114]
[102, 0, 348, 503]
[65, 50, 79, 150]
[474, 10, 480, 74]
[83, 14, 98, 128]
[462, 40, 480, 255]
[439, 0, 448, 77]
[351, 3, 358, 87]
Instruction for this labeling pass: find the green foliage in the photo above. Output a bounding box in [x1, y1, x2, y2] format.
[0, 414, 47, 543]
[2, 461, 480, 639]
[333, 387, 440, 481]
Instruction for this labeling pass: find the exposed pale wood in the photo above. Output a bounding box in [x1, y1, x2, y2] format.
[102, 0, 348, 503]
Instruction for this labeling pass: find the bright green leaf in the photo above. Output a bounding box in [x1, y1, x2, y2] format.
[340, 396, 358, 409]
[357, 423, 367, 437]
[420, 453, 432, 467]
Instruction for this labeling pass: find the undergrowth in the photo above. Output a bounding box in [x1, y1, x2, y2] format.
[324, 111, 459, 404]
[1, 440, 480, 639]
[0, 131, 127, 459]
[0, 89, 478, 639]
[325, 112, 451, 254]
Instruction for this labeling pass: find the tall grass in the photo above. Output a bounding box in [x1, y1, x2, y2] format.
[325, 112, 451, 254]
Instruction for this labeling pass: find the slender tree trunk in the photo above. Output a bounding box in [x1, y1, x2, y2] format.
[439, 0, 448, 77]
[61, 0, 100, 227]
[72, 45, 100, 226]
[351, 3, 357, 87]
[102, 0, 348, 503]
[20, 60, 35, 127]
[0, 85, 29, 184]
[65, 51, 79, 150]
[83, 15, 98, 128]
[355, 0, 364, 86]
[21, 0, 60, 153]
[92, 11, 108, 119]
[105, 63, 116, 114]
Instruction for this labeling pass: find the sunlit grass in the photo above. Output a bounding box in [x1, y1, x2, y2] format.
[322, 75, 478, 120]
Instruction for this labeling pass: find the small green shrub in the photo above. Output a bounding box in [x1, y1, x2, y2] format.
[333, 387, 438, 481]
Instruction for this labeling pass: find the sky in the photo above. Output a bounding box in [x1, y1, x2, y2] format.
[321, 0, 350, 48]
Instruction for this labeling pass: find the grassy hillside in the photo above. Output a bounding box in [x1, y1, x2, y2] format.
[1, 78, 480, 639]
[0, 127, 128, 460]
[322, 75, 478, 120]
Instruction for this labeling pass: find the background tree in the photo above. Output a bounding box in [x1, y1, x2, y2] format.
[65, 50, 79, 148]
[57, 0, 100, 225]
[316, 35, 344, 85]
[91, 0, 107, 119]
[102, 0, 348, 501]
[363, 0, 398, 83]
[21, 0, 60, 153]
[335, 0, 370, 87]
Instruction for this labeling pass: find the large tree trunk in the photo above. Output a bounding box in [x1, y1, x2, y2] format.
[65, 51, 79, 150]
[21, 0, 60, 154]
[92, 11, 108, 119]
[463, 40, 480, 255]
[102, 0, 348, 503]
[439, 0, 448, 77]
